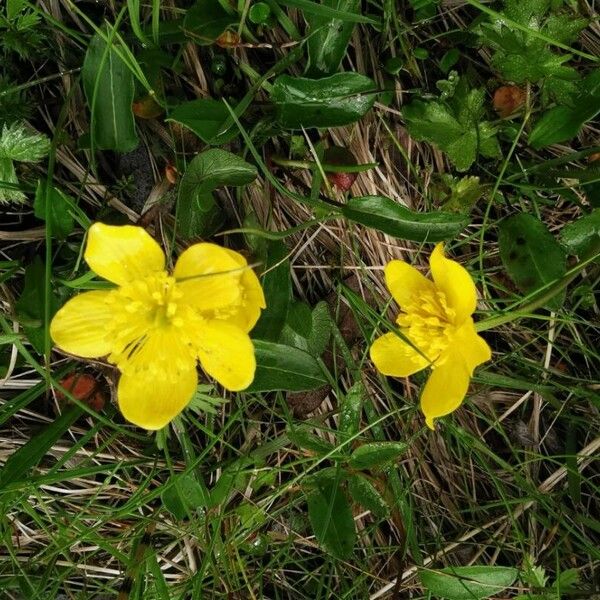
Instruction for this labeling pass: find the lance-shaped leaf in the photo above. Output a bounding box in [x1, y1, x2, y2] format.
[82, 29, 138, 152]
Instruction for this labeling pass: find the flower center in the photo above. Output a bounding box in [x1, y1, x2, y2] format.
[396, 289, 456, 363]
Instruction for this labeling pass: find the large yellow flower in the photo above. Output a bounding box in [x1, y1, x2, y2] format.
[50, 223, 266, 430]
[370, 243, 491, 429]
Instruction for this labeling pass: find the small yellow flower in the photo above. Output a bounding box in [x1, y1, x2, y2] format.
[370, 243, 491, 429]
[50, 223, 266, 430]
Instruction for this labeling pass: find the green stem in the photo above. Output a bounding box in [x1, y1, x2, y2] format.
[476, 248, 600, 332]
[270, 156, 378, 173]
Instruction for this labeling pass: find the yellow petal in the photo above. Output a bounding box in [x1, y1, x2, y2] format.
[118, 361, 198, 430]
[221, 248, 266, 332]
[116, 328, 198, 429]
[50, 290, 115, 358]
[173, 243, 244, 312]
[85, 223, 165, 285]
[370, 331, 430, 377]
[384, 259, 434, 307]
[429, 243, 477, 324]
[196, 320, 255, 391]
[451, 319, 492, 372]
[421, 356, 470, 430]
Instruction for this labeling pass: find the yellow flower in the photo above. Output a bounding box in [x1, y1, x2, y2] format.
[50, 223, 266, 430]
[370, 243, 491, 429]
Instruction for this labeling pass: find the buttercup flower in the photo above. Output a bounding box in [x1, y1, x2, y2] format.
[370, 243, 491, 429]
[50, 223, 266, 430]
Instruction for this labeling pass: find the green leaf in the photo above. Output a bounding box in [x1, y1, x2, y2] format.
[279, 300, 331, 356]
[271, 73, 376, 129]
[209, 458, 253, 507]
[0, 405, 82, 489]
[0, 122, 50, 162]
[307, 476, 356, 559]
[530, 70, 600, 149]
[15, 256, 60, 354]
[33, 181, 74, 240]
[306, 0, 360, 76]
[560, 209, 600, 258]
[82, 29, 138, 152]
[252, 241, 291, 342]
[420, 566, 518, 600]
[161, 473, 210, 520]
[183, 0, 237, 44]
[347, 474, 389, 518]
[287, 424, 336, 454]
[177, 148, 257, 239]
[349, 441, 408, 469]
[403, 76, 500, 171]
[338, 381, 364, 446]
[498, 213, 567, 310]
[342, 196, 469, 242]
[275, 0, 377, 23]
[246, 340, 328, 392]
[166, 98, 237, 145]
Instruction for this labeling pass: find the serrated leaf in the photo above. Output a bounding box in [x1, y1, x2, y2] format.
[271, 73, 376, 129]
[183, 0, 237, 45]
[166, 98, 237, 145]
[403, 78, 499, 171]
[0, 122, 50, 162]
[307, 476, 356, 559]
[347, 474, 389, 518]
[177, 148, 257, 239]
[33, 181, 74, 240]
[161, 473, 210, 519]
[498, 213, 567, 310]
[246, 341, 328, 392]
[306, 0, 360, 76]
[342, 196, 469, 242]
[349, 441, 408, 469]
[559, 209, 600, 258]
[82, 29, 138, 152]
[420, 566, 518, 600]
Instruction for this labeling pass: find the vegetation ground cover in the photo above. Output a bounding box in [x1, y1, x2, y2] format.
[0, 0, 599, 598]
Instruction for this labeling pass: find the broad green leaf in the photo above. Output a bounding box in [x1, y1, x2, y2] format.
[420, 566, 518, 600]
[347, 474, 389, 518]
[247, 341, 328, 392]
[177, 148, 257, 239]
[307, 476, 356, 559]
[161, 473, 210, 519]
[338, 381, 364, 446]
[15, 256, 60, 354]
[33, 181, 74, 240]
[498, 213, 567, 310]
[183, 0, 237, 45]
[209, 457, 253, 507]
[559, 209, 600, 258]
[275, 0, 377, 23]
[252, 241, 291, 341]
[403, 76, 500, 171]
[306, 0, 360, 76]
[167, 98, 237, 145]
[342, 196, 469, 242]
[279, 300, 331, 357]
[349, 441, 408, 469]
[287, 424, 336, 454]
[271, 73, 376, 129]
[0, 404, 82, 489]
[82, 29, 138, 152]
[0, 122, 50, 162]
[530, 70, 600, 149]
